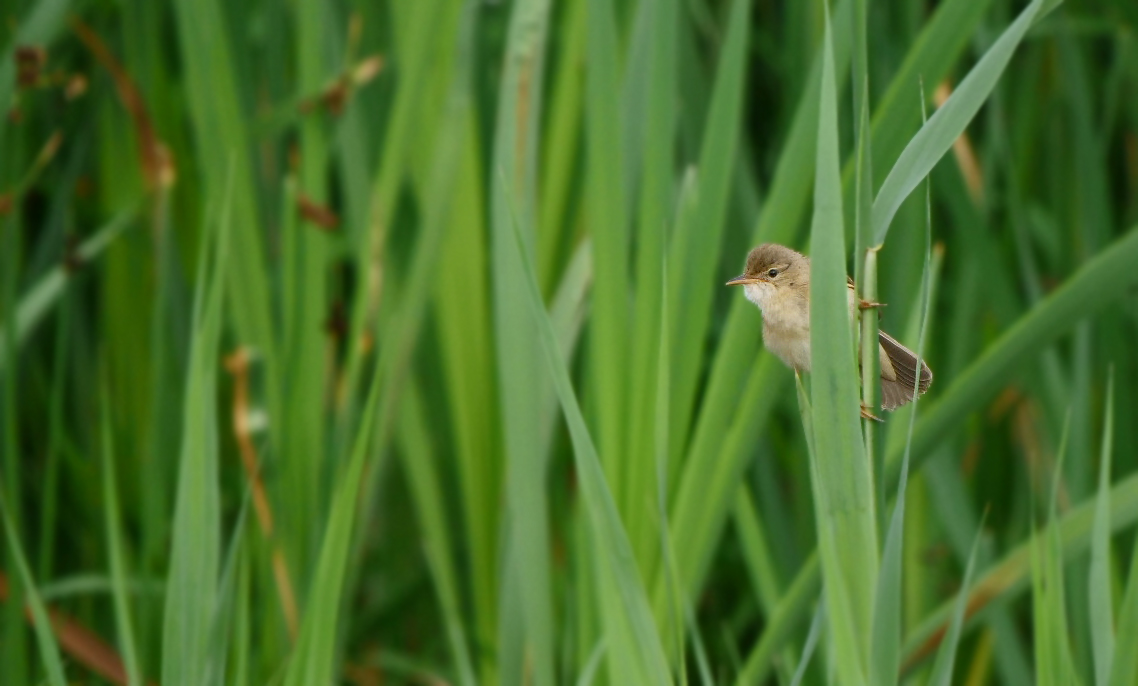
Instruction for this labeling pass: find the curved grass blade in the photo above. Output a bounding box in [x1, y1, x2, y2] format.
[902, 471, 1138, 674]
[1110, 525, 1138, 686]
[738, 223, 1138, 683]
[886, 224, 1138, 481]
[511, 195, 672, 686]
[928, 516, 985, 686]
[871, 0, 1061, 244]
[0, 489, 67, 686]
[790, 600, 825, 686]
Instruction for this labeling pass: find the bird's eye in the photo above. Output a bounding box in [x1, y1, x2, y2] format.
[767, 268, 779, 278]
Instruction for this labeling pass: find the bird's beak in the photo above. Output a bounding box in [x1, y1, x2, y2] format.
[726, 274, 762, 286]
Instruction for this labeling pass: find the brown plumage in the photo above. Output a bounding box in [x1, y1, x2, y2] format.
[726, 243, 933, 413]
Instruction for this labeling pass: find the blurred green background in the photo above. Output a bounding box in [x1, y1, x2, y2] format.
[2, 0, 1137, 683]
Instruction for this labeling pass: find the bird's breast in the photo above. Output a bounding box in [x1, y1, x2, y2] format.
[762, 319, 812, 372]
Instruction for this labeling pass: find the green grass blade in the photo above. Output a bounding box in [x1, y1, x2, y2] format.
[512, 196, 672, 686]
[665, 0, 852, 620]
[806, 9, 876, 682]
[171, 0, 274, 360]
[1110, 528, 1138, 686]
[0, 487, 66, 685]
[871, 0, 1059, 244]
[100, 386, 143, 686]
[397, 379, 477, 686]
[283, 362, 383, 686]
[625, 0, 679, 581]
[541, 239, 593, 455]
[734, 554, 821, 686]
[161, 184, 229, 686]
[281, 0, 336, 572]
[902, 472, 1138, 674]
[870, 105, 936, 686]
[1090, 373, 1115, 686]
[537, 0, 585, 292]
[575, 641, 607, 686]
[866, 0, 995, 178]
[626, 0, 677, 465]
[664, 0, 751, 459]
[666, 0, 752, 459]
[927, 517, 985, 686]
[429, 5, 497, 675]
[887, 225, 1138, 481]
[489, 0, 555, 681]
[205, 496, 250, 685]
[790, 600, 825, 686]
[0, 207, 135, 373]
[1032, 415, 1079, 686]
[584, 0, 630, 471]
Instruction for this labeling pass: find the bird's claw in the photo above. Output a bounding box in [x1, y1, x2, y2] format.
[858, 299, 886, 311]
[860, 404, 884, 423]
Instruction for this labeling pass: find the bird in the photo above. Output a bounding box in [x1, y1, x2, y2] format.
[726, 243, 932, 416]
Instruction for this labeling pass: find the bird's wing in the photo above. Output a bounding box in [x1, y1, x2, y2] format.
[877, 331, 933, 411]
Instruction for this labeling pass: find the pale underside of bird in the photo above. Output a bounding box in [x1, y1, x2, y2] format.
[727, 243, 932, 414]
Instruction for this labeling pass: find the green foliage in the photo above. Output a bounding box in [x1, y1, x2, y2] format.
[1, 0, 1137, 683]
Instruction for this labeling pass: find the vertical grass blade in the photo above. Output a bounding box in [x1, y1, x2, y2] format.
[100, 387, 143, 686]
[626, 0, 677, 470]
[283, 0, 336, 571]
[512, 203, 672, 686]
[806, 8, 877, 682]
[625, 0, 678, 578]
[1031, 416, 1080, 686]
[1089, 373, 1115, 686]
[171, 0, 274, 358]
[664, 0, 852, 620]
[870, 103, 936, 686]
[205, 498, 250, 685]
[667, 0, 752, 460]
[1110, 527, 1138, 686]
[584, 0, 630, 475]
[161, 188, 229, 686]
[397, 379, 477, 686]
[282, 363, 383, 686]
[488, 0, 555, 681]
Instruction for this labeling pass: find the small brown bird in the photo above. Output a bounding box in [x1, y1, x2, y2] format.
[726, 243, 932, 414]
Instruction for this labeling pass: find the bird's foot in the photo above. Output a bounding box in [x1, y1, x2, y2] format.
[860, 404, 884, 423]
[858, 299, 886, 311]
